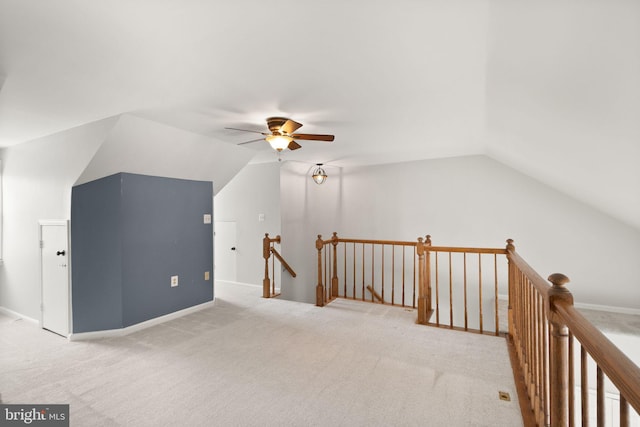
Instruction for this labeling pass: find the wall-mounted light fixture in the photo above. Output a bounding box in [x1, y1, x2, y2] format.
[312, 163, 327, 185]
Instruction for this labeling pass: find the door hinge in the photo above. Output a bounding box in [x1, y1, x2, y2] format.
[40, 240, 44, 249]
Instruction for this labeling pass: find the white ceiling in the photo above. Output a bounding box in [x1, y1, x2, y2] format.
[0, 0, 639, 229]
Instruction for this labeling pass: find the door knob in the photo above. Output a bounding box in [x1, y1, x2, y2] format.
[56, 250, 66, 256]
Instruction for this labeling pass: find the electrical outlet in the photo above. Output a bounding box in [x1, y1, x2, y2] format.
[171, 275, 179, 287]
[204, 271, 210, 280]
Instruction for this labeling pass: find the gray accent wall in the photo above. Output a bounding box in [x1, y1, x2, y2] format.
[71, 172, 213, 333]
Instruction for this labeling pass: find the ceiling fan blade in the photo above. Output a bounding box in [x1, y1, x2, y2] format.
[288, 141, 302, 150]
[237, 138, 265, 145]
[225, 127, 267, 135]
[281, 119, 303, 135]
[291, 133, 335, 142]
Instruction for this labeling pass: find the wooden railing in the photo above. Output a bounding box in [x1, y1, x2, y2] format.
[315, 234, 640, 426]
[315, 233, 507, 336]
[314, 233, 423, 309]
[507, 241, 640, 426]
[263, 233, 296, 298]
[420, 239, 508, 335]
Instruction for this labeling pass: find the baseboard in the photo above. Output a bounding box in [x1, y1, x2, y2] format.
[69, 300, 215, 341]
[573, 302, 640, 316]
[496, 294, 639, 315]
[215, 280, 261, 289]
[0, 306, 39, 325]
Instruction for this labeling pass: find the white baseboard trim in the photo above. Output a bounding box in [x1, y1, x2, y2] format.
[0, 306, 39, 325]
[69, 300, 215, 341]
[496, 294, 639, 315]
[573, 302, 640, 316]
[215, 280, 261, 289]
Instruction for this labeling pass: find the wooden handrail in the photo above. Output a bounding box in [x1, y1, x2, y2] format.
[263, 233, 295, 298]
[334, 237, 419, 246]
[507, 249, 551, 299]
[555, 301, 640, 414]
[507, 241, 640, 425]
[428, 246, 507, 255]
[270, 247, 296, 278]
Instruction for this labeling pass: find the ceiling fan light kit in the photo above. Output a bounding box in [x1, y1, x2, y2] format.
[228, 117, 335, 153]
[265, 134, 293, 151]
[312, 164, 327, 185]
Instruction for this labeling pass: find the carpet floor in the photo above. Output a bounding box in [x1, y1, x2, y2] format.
[0, 282, 522, 426]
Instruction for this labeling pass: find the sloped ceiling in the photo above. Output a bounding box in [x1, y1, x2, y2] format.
[0, 0, 638, 229]
[75, 114, 254, 193]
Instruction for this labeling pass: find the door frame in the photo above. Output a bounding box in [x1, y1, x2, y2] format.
[39, 219, 72, 336]
[214, 220, 237, 283]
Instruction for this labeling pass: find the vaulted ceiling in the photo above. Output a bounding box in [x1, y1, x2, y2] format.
[0, 0, 638, 229]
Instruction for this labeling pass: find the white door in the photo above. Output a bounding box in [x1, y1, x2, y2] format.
[214, 221, 237, 282]
[40, 221, 70, 337]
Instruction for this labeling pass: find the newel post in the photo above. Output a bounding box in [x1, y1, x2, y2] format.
[547, 273, 573, 427]
[263, 233, 272, 298]
[506, 239, 515, 337]
[315, 235, 325, 307]
[416, 237, 427, 324]
[331, 232, 339, 298]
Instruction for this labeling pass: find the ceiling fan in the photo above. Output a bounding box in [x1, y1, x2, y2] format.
[226, 117, 335, 151]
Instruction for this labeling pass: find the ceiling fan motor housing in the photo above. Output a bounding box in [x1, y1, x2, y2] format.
[267, 117, 290, 134]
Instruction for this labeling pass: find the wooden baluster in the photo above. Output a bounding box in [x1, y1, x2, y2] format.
[315, 235, 324, 307]
[568, 332, 575, 427]
[371, 244, 375, 303]
[425, 235, 432, 318]
[361, 242, 365, 301]
[402, 246, 406, 307]
[391, 245, 395, 305]
[324, 245, 329, 302]
[494, 254, 499, 336]
[478, 253, 483, 334]
[537, 293, 544, 423]
[416, 237, 427, 324]
[597, 367, 604, 427]
[263, 233, 271, 298]
[352, 243, 356, 299]
[448, 252, 453, 328]
[381, 244, 385, 303]
[463, 252, 468, 330]
[331, 232, 339, 298]
[343, 243, 347, 297]
[581, 345, 589, 427]
[506, 239, 515, 338]
[435, 251, 440, 325]
[271, 240, 276, 296]
[620, 395, 629, 427]
[547, 273, 573, 427]
[413, 245, 417, 309]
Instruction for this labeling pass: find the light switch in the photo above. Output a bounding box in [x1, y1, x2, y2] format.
[204, 271, 210, 280]
[258, 213, 265, 222]
[203, 214, 212, 224]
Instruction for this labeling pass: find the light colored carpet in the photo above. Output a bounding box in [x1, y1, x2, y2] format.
[0, 282, 522, 426]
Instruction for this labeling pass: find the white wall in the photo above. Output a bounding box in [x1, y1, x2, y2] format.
[0, 117, 117, 319]
[213, 162, 281, 286]
[280, 155, 640, 309]
[0, 114, 255, 319]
